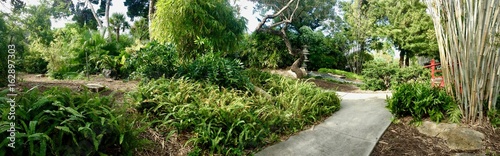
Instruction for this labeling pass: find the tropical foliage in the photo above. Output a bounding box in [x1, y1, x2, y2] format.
[361, 60, 429, 90]
[151, 0, 246, 59]
[0, 18, 9, 87]
[387, 82, 461, 124]
[130, 70, 341, 155]
[0, 88, 147, 156]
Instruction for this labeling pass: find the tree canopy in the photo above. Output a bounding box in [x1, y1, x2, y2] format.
[371, 0, 438, 66]
[251, 0, 337, 31]
[341, 0, 438, 68]
[109, 13, 130, 41]
[151, 0, 246, 59]
[124, 0, 149, 21]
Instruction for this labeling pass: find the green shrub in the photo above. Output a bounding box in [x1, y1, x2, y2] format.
[131, 41, 178, 79]
[0, 88, 148, 156]
[178, 52, 252, 90]
[243, 68, 279, 89]
[234, 32, 295, 69]
[391, 65, 431, 87]
[489, 95, 500, 128]
[361, 61, 398, 90]
[361, 60, 430, 90]
[387, 82, 461, 123]
[130, 74, 340, 155]
[308, 54, 345, 71]
[22, 51, 49, 74]
[318, 68, 363, 80]
[488, 109, 500, 128]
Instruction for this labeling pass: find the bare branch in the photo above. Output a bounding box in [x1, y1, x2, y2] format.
[254, 0, 295, 31]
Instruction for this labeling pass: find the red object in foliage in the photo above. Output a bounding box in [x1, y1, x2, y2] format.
[424, 59, 445, 87]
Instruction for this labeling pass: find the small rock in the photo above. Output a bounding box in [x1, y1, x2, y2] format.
[35, 74, 46, 78]
[102, 69, 112, 78]
[327, 73, 346, 79]
[84, 84, 105, 92]
[417, 121, 484, 151]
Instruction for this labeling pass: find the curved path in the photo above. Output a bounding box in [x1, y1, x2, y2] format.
[256, 92, 392, 156]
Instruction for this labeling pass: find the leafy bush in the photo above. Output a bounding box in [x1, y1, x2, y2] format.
[233, 27, 347, 70]
[235, 32, 295, 69]
[387, 82, 461, 123]
[24, 24, 134, 79]
[178, 52, 252, 90]
[318, 68, 363, 80]
[308, 53, 345, 71]
[361, 60, 430, 90]
[489, 95, 500, 128]
[296, 26, 347, 71]
[489, 109, 500, 128]
[126, 42, 252, 91]
[361, 61, 398, 90]
[391, 65, 431, 87]
[130, 73, 340, 155]
[0, 88, 148, 155]
[130, 41, 178, 79]
[22, 51, 48, 74]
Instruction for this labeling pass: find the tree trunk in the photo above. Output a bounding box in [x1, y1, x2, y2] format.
[290, 53, 305, 78]
[85, 0, 102, 29]
[116, 28, 120, 41]
[399, 50, 405, 67]
[148, 0, 156, 40]
[404, 54, 410, 67]
[105, 0, 111, 39]
[357, 43, 366, 74]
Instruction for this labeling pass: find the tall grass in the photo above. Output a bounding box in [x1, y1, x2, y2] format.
[130, 70, 341, 155]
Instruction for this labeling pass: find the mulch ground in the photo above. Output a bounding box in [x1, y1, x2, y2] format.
[307, 79, 361, 92]
[371, 117, 500, 156]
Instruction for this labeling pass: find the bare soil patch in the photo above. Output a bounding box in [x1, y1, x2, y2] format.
[307, 79, 361, 92]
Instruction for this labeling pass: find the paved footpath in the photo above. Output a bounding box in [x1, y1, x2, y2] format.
[256, 92, 393, 156]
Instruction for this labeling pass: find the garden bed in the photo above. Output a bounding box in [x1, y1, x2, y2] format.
[371, 117, 500, 156]
[14, 71, 343, 155]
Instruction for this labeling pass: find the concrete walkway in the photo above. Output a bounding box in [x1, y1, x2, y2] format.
[256, 92, 393, 156]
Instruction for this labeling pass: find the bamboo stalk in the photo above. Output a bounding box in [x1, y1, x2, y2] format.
[426, 0, 500, 124]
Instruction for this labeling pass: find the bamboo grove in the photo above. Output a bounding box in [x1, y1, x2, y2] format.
[426, 0, 500, 123]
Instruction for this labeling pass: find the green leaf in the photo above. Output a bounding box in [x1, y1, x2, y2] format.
[119, 134, 124, 145]
[55, 126, 74, 135]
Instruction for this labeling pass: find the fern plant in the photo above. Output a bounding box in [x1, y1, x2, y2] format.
[387, 82, 460, 123]
[0, 87, 148, 156]
[130, 69, 341, 155]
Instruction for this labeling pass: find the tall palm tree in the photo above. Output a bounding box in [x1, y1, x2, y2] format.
[109, 13, 130, 41]
[131, 17, 149, 40]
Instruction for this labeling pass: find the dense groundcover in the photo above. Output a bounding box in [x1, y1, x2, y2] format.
[0, 69, 341, 155]
[0, 88, 147, 156]
[130, 69, 341, 155]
